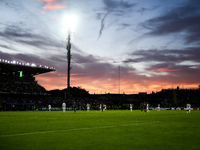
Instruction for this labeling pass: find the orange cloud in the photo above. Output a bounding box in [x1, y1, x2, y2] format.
[37, 0, 66, 10]
[43, 3, 65, 10]
[128, 71, 142, 73]
[41, 11, 46, 14]
[151, 67, 179, 72]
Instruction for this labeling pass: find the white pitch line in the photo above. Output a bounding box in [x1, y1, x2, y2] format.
[0, 121, 160, 137]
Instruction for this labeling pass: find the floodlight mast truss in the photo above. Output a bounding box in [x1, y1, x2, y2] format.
[67, 30, 71, 100]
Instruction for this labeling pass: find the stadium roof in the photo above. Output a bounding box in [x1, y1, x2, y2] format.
[0, 59, 56, 76]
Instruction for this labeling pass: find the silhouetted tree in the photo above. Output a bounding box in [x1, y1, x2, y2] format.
[48, 86, 89, 97]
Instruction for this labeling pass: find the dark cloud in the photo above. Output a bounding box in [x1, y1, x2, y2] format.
[0, 51, 56, 66]
[141, 0, 200, 45]
[137, 5, 159, 15]
[0, 25, 63, 50]
[70, 52, 124, 78]
[103, 0, 136, 11]
[123, 48, 200, 63]
[72, 53, 98, 64]
[98, 13, 109, 40]
[0, 0, 65, 54]
[149, 62, 200, 84]
[122, 47, 200, 85]
[72, 61, 136, 82]
[1, 0, 23, 11]
[97, 0, 137, 39]
[0, 44, 13, 50]
[116, 23, 131, 30]
[96, 13, 102, 20]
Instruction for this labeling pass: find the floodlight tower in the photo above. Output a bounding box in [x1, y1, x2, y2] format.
[66, 30, 71, 100]
[64, 14, 77, 100]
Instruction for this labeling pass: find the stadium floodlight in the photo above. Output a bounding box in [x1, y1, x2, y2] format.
[63, 14, 78, 33]
[31, 63, 36, 67]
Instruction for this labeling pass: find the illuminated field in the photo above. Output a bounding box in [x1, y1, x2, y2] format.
[0, 110, 199, 150]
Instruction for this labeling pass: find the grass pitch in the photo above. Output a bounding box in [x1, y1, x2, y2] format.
[0, 110, 199, 150]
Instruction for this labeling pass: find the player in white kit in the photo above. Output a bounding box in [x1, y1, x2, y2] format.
[157, 104, 160, 111]
[62, 102, 66, 113]
[100, 104, 102, 111]
[48, 104, 51, 111]
[130, 104, 133, 111]
[104, 105, 107, 111]
[147, 102, 149, 112]
[186, 104, 191, 113]
[87, 103, 90, 112]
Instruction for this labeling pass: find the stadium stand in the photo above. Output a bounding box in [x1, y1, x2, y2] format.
[0, 59, 56, 111]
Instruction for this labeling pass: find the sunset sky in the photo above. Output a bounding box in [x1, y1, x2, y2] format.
[0, 0, 200, 94]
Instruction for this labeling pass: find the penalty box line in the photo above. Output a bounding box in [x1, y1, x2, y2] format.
[0, 121, 160, 137]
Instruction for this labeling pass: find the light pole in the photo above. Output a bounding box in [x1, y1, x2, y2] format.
[64, 14, 77, 100]
[66, 30, 71, 100]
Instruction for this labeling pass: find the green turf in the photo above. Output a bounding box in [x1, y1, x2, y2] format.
[0, 110, 200, 150]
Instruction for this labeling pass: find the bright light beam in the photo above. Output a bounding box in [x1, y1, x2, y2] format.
[63, 14, 78, 32]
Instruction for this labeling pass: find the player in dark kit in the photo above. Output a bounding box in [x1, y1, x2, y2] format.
[143, 102, 147, 113]
[140, 102, 143, 112]
[73, 102, 76, 113]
